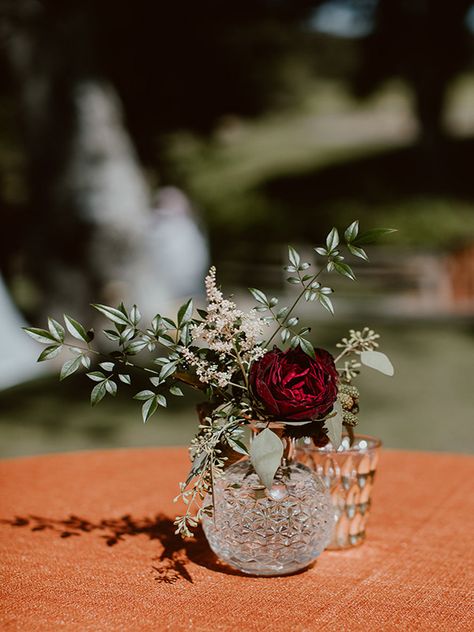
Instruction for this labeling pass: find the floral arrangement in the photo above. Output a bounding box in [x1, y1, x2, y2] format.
[24, 221, 394, 536]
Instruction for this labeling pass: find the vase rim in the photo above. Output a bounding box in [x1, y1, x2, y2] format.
[302, 433, 382, 453]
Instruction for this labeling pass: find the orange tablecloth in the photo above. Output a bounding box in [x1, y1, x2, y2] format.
[1, 448, 473, 631]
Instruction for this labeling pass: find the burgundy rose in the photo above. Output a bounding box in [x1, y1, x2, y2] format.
[249, 346, 338, 421]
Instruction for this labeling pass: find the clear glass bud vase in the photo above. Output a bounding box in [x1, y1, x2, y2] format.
[201, 427, 333, 576]
[297, 434, 381, 549]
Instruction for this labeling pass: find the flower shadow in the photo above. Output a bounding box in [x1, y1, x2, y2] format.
[0, 513, 241, 583]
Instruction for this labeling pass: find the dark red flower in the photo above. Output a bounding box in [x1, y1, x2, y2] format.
[249, 346, 338, 421]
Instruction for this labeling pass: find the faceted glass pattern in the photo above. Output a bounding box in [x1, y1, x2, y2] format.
[201, 460, 332, 576]
[297, 435, 381, 549]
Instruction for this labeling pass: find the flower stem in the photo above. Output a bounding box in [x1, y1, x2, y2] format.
[265, 266, 325, 347]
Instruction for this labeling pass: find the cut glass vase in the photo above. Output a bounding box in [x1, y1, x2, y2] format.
[201, 453, 332, 576]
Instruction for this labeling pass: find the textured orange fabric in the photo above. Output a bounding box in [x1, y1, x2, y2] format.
[0, 448, 473, 631]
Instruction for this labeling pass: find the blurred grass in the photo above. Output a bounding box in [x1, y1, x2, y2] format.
[1, 320, 472, 458]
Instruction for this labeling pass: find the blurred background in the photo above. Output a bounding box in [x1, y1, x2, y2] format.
[1, 0, 473, 458]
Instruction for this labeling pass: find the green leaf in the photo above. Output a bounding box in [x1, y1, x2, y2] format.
[298, 338, 315, 359]
[353, 228, 397, 245]
[227, 437, 249, 455]
[347, 244, 369, 261]
[60, 356, 82, 381]
[326, 227, 339, 252]
[92, 304, 129, 326]
[276, 306, 289, 320]
[23, 327, 57, 345]
[37, 344, 62, 362]
[160, 361, 178, 380]
[158, 335, 175, 348]
[149, 377, 161, 387]
[288, 246, 300, 268]
[360, 351, 394, 376]
[130, 305, 141, 325]
[134, 390, 155, 401]
[81, 355, 91, 369]
[87, 371, 106, 382]
[48, 318, 65, 343]
[325, 401, 344, 449]
[103, 329, 120, 342]
[318, 293, 334, 315]
[99, 362, 114, 372]
[281, 328, 290, 343]
[334, 261, 356, 281]
[142, 397, 158, 423]
[250, 428, 284, 489]
[169, 385, 184, 396]
[91, 382, 107, 406]
[249, 288, 268, 305]
[286, 277, 300, 285]
[118, 374, 131, 385]
[105, 380, 117, 396]
[344, 220, 359, 243]
[287, 317, 299, 327]
[156, 394, 167, 407]
[177, 298, 193, 326]
[63, 315, 90, 342]
[125, 339, 147, 355]
[314, 247, 327, 257]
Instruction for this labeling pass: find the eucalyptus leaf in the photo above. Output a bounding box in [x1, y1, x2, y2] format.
[360, 351, 394, 376]
[119, 374, 131, 385]
[249, 428, 284, 489]
[325, 401, 344, 449]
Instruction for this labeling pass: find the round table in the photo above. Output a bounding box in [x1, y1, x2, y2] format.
[1, 448, 473, 631]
